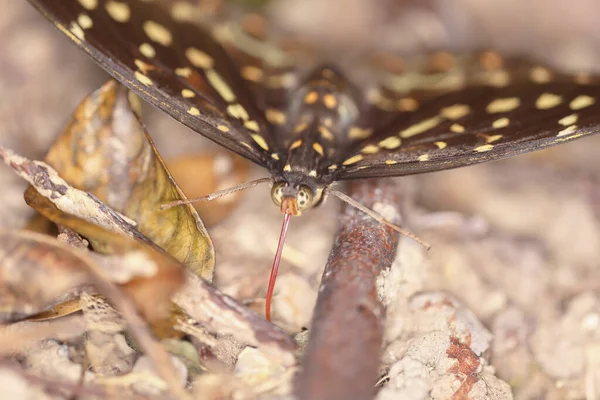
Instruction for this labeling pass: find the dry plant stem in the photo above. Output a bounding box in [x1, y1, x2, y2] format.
[174, 272, 296, 363]
[0, 316, 86, 354]
[295, 179, 402, 400]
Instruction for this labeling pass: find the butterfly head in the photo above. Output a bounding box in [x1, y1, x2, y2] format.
[270, 180, 324, 216]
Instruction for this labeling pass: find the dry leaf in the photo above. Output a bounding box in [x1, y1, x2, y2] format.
[0, 228, 182, 323]
[0, 229, 93, 322]
[1, 146, 295, 359]
[43, 80, 214, 280]
[0, 227, 189, 398]
[0, 147, 187, 322]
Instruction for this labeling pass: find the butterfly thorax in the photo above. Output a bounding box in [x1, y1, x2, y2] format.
[270, 67, 360, 215]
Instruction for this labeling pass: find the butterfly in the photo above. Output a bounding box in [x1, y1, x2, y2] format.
[28, 0, 600, 320]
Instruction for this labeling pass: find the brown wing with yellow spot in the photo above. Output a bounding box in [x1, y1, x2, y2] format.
[211, 12, 321, 136]
[351, 51, 584, 132]
[28, 0, 278, 166]
[331, 74, 600, 180]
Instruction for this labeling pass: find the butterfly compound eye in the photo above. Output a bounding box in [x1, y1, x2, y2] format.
[271, 182, 285, 207]
[296, 185, 314, 211]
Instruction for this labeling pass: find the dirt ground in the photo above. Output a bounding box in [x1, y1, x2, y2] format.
[0, 1, 599, 399]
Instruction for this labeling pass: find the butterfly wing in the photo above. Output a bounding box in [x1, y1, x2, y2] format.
[28, 0, 279, 167]
[330, 70, 600, 180]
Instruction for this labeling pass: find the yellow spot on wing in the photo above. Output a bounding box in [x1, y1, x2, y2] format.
[134, 71, 152, 86]
[385, 160, 397, 165]
[185, 47, 214, 69]
[343, 155, 364, 166]
[440, 104, 470, 120]
[284, 164, 292, 172]
[187, 107, 200, 116]
[105, 1, 131, 23]
[139, 43, 156, 58]
[492, 117, 510, 128]
[69, 22, 85, 41]
[135, 59, 155, 74]
[557, 125, 578, 136]
[474, 144, 494, 152]
[251, 134, 269, 150]
[304, 91, 319, 104]
[78, 0, 98, 10]
[323, 94, 337, 109]
[266, 109, 286, 125]
[418, 154, 429, 161]
[450, 123, 465, 133]
[217, 125, 229, 132]
[535, 93, 562, 109]
[478, 133, 503, 143]
[397, 97, 419, 111]
[530, 66, 552, 83]
[170, 2, 198, 22]
[241, 66, 264, 82]
[143, 21, 173, 46]
[271, 153, 280, 160]
[434, 141, 447, 149]
[266, 73, 297, 89]
[570, 95, 595, 110]
[400, 116, 442, 138]
[379, 137, 401, 149]
[206, 69, 236, 102]
[309, 170, 318, 177]
[227, 104, 249, 120]
[558, 114, 578, 126]
[313, 143, 324, 156]
[318, 126, 334, 141]
[294, 122, 308, 134]
[244, 120, 260, 132]
[290, 140, 302, 150]
[77, 14, 93, 29]
[361, 145, 379, 154]
[181, 89, 195, 98]
[348, 127, 373, 139]
[486, 97, 520, 113]
[175, 67, 192, 78]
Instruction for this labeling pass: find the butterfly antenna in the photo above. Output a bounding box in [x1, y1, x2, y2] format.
[160, 177, 273, 209]
[265, 210, 292, 321]
[326, 188, 431, 250]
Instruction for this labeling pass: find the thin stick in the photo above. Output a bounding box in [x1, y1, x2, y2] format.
[265, 211, 292, 321]
[160, 177, 273, 209]
[326, 187, 431, 250]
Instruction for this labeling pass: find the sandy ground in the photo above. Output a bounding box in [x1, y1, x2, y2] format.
[1, 1, 599, 399]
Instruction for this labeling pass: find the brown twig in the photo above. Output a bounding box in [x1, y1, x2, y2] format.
[295, 178, 404, 400]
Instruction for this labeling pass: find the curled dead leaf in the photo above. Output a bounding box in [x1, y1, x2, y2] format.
[43, 80, 214, 280]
